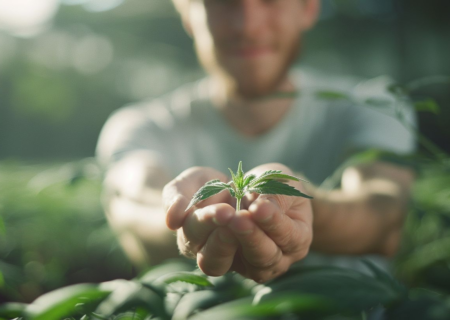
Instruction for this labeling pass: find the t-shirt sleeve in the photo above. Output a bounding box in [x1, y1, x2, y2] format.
[96, 104, 168, 169]
[344, 101, 417, 155]
[343, 75, 418, 156]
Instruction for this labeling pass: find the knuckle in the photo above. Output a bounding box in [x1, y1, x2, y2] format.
[248, 249, 282, 270]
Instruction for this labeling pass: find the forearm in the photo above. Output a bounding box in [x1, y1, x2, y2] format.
[306, 162, 414, 256]
[104, 194, 179, 267]
[102, 153, 179, 267]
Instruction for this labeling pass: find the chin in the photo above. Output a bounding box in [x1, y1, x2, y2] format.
[233, 72, 287, 99]
[235, 82, 278, 99]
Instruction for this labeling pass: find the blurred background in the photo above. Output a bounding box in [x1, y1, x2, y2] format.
[0, 0, 449, 304]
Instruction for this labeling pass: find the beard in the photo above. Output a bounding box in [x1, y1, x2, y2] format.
[197, 36, 301, 100]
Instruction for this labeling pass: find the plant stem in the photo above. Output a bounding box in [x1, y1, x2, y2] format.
[236, 197, 241, 212]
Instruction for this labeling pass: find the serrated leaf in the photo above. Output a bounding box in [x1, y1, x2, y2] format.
[242, 174, 256, 187]
[248, 180, 312, 199]
[414, 99, 440, 114]
[315, 90, 349, 100]
[185, 181, 231, 211]
[154, 272, 213, 287]
[205, 179, 221, 185]
[249, 170, 308, 188]
[236, 161, 244, 186]
[228, 168, 236, 183]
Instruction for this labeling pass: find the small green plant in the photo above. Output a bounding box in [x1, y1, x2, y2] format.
[186, 161, 313, 212]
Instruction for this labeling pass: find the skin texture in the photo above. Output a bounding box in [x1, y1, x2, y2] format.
[101, 0, 415, 281]
[163, 164, 313, 282]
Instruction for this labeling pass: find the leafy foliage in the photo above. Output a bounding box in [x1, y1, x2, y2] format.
[187, 161, 312, 212]
[2, 259, 450, 320]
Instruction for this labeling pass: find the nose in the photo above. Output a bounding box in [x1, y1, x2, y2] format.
[230, 0, 267, 37]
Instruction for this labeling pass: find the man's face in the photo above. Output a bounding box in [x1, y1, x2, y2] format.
[187, 0, 319, 98]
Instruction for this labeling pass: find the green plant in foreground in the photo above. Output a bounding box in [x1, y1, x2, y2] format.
[186, 161, 312, 212]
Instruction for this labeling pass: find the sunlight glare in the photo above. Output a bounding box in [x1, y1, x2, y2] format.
[0, 0, 59, 36]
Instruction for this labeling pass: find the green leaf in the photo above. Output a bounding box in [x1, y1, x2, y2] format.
[97, 280, 167, 319]
[361, 260, 405, 294]
[154, 272, 213, 287]
[248, 170, 308, 188]
[172, 290, 232, 320]
[242, 174, 256, 187]
[139, 259, 195, 284]
[0, 303, 27, 319]
[185, 181, 231, 211]
[414, 99, 440, 114]
[26, 284, 111, 320]
[364, 97, 392, 108]
[248, 180, 312, 199]
[315, 90, 349, 100]
[388, 84, 409, 96]
[228, 168, 236, 184]
[263, 265, 404, 312]
[235, 161, 244, 187]
[190, 294, 333, 319]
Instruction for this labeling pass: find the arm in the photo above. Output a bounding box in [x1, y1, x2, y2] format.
[102, 151, 179, 267]
[165, 161, 413, 283]
[308, 161, 415, 257]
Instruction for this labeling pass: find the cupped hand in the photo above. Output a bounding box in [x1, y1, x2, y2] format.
[162, 166, 238, 272]
[163, 163, 313, 283]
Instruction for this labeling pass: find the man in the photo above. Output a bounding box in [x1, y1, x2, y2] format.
[97, 0, 416, 283]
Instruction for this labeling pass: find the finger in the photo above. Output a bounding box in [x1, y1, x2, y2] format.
[231, 250, 291, 283]
[248, 197, 312, 255]
[228, 210, 282, 270]
[178, 203, 235, 256]
[197, 227, 238, 276]
[163, 168, 230, 230]
[241, 192, 259, 210]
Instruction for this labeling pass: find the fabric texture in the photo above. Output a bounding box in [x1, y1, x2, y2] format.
[96, 68, 417, 272]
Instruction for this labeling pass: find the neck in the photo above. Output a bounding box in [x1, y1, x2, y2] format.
[209, 75, 298, 137]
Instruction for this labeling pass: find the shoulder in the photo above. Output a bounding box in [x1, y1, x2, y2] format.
[291, 67, 401, 101]
[291, 67, 363, 93]
[105, 77, 210, 131]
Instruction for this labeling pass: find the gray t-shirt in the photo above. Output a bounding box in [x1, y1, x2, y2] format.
[97, 68, 416, 272]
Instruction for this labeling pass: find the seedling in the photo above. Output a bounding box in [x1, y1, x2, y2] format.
[186, 161, 313, 212]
